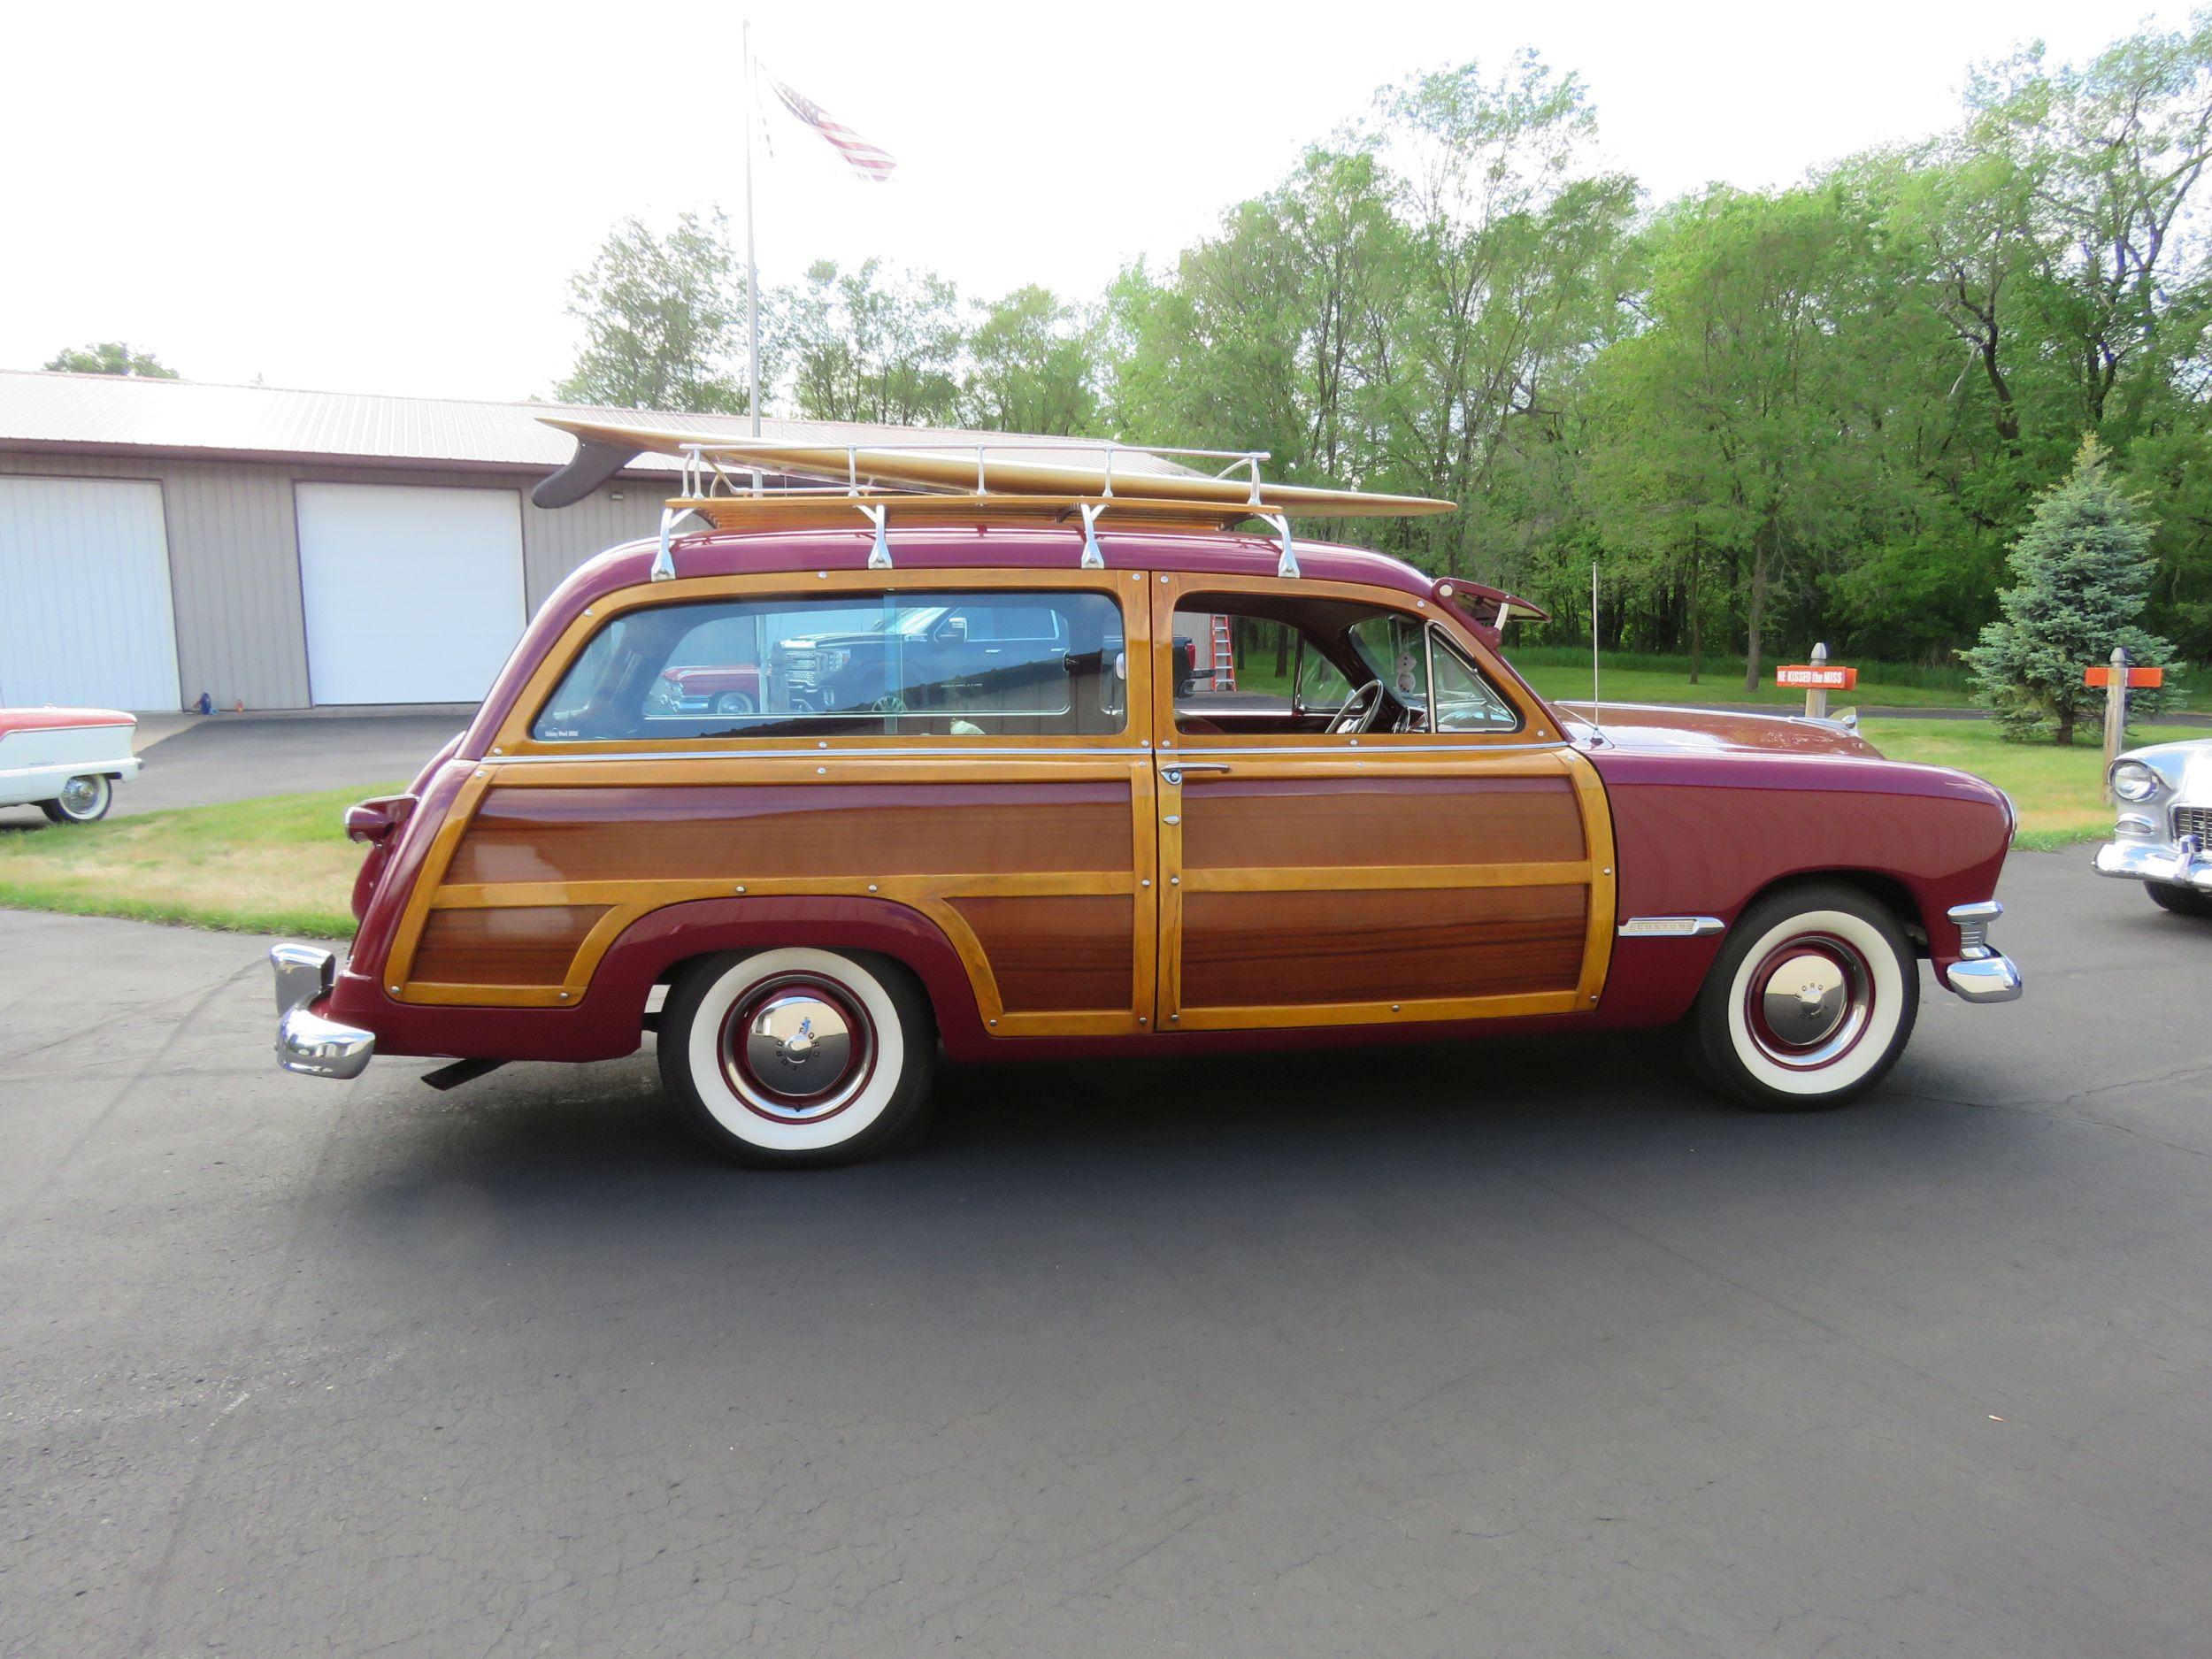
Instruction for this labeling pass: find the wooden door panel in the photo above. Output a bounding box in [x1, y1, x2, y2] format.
[1181, 886, 1587, 1010]
[1151, 572, 1613, 1033]
[1181, 773, 1586, 869]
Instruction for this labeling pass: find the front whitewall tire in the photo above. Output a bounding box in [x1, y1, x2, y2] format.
[1691, 883, 1921, 1111]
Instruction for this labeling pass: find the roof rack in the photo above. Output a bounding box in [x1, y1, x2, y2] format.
[532, 418, 1452, 583]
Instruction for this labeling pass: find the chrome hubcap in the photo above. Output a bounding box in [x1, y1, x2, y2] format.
[1745, 936, 1873, 1070]
[719, 976, 873, 1122]
[744, 993, 852, 1098]
[59, 776, 103, 816]
[1762, 953, 1848, 1047]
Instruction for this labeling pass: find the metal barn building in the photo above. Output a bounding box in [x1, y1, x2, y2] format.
[0, 370, 1094, 712]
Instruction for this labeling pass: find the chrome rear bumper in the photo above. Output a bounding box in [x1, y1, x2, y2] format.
[271, 943, 375, 1079]
[2092, 840, 2212, 891]
[1941, 901, 2024, 1004]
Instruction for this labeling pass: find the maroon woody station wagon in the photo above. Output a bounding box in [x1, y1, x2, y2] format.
[272, 426, 2023, 1166]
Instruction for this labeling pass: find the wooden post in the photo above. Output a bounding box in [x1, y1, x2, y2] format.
[1806, 641, 1829, 721]
[2101, 644, 2128, 803]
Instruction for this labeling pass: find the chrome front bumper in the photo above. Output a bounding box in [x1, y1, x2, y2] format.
[1941, 901, 2024, 1004]
[271, 943, 375, 1079]
[2092, 838, 2212, 891]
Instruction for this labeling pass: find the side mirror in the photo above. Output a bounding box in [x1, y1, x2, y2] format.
[939, 616, 970, 643]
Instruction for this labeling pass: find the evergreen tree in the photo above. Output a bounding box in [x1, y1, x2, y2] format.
[1963, 437, 2177, 741]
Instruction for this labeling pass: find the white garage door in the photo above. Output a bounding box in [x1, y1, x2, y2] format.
[0, 476, 180, 710]
[297, 483, 527, 705]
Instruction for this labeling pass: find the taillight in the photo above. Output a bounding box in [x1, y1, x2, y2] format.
[344, 795, 416, 845]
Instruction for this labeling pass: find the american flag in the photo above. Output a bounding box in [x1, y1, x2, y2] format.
[766, 73, 897, 183]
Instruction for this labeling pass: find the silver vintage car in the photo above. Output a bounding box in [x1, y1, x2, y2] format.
[2093, 737, 2212, 918]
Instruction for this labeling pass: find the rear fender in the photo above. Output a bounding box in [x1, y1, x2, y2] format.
[327, 895, 987, 1062]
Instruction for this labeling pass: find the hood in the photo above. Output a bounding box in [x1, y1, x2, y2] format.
[1555, 701, 1883, 759]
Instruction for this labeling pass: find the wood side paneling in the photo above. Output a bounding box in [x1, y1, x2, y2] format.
[413, 904, 610, 985]
[1181, 775, 1585, 870]
[948, 895, 1134, 1013]
[1180, 886, 1587, 1009]
[445, 782, 1131, 886]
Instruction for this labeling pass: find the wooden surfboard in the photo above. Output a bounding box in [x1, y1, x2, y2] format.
[535, 416, 1454, 520]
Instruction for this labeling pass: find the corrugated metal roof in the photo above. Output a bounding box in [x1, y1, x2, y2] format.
[0, 370, 1141, 476]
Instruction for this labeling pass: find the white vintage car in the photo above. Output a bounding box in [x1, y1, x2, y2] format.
[0, 709, 141, 824]
[2093, 736, 2212, 918]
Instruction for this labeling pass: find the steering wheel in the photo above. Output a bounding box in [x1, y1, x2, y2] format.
[1330, 679, 1385, 735]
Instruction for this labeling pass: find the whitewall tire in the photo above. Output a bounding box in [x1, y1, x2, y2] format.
[1689, 884, 1919, 1110]
[657, 948, 935, 1166]
[38, 774, 113, 826]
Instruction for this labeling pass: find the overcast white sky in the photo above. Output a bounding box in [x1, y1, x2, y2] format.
[0, 0, 2190, 403]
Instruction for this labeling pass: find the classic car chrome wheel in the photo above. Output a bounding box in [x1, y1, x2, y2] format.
[658, 948, 934, 1166]
[1690, 884, 1917, 1110]
[38, 773, 113, 825]
[712, 690, 757, 716]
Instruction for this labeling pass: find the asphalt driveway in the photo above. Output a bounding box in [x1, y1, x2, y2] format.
[1, 849, 2207, 1657]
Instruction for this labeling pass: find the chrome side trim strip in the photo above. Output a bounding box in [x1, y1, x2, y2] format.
[490, 745, 1156, 764]
[486, 739, 1573, 765]
[1617, 915, 1725, 939]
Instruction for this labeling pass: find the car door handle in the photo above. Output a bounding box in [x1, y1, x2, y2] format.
[1162, 762, 1233, 784]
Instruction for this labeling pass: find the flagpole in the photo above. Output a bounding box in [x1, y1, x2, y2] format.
[742, 18, 763, 437]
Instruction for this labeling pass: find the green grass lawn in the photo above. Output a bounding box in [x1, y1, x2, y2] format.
[0, 783, 403, 939]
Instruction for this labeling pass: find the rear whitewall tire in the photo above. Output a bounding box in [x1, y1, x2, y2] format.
[38, 773, 113, 825]
[658, 948, 935, 1167]
[1691, 885, 1919, 1111]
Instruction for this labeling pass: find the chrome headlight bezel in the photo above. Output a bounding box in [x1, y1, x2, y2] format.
[2110, 760, 2162, 803]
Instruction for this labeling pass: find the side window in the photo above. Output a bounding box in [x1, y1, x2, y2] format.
[531, 589, 1126, 741]
[1171, 594, 1435, 739]
[1349, 615, 1428, 709]
[1429, 631, 1521, 733]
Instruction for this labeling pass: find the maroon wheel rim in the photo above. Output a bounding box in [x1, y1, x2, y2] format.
[717, 973, 878, 1124]
[1740, 932, 1876, 1071]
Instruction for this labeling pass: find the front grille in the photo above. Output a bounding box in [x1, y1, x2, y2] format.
[2175, 804, 2212, 843]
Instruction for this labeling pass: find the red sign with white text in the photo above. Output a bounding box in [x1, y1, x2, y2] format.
[1776, 664, 1857, 689]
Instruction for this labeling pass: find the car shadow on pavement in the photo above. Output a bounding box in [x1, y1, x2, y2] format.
[313, 1025, 2024, 1282]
